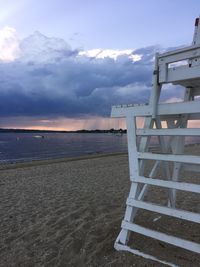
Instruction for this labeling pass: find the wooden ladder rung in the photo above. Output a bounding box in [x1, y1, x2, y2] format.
[122, 221, 200, 253]
[136, 128, 200, 136]
[138, 152, 200, 165]
[131, 176, 200, 193]
[126, 199, 200, 223]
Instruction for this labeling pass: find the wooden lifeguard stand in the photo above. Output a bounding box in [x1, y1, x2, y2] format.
[111, 18, 200, 264]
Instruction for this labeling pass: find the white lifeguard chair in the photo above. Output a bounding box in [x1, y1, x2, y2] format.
[111, 18, 200, 265]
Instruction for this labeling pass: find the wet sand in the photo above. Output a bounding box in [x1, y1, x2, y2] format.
[0, 150, 199, 266]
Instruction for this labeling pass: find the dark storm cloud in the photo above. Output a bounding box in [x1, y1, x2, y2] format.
[0, 34, 181, 119]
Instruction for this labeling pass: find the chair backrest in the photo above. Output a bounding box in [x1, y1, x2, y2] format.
[158, 17, 200, 86]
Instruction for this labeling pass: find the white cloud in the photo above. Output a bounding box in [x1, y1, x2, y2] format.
[20, 31, 71, 63]
[0, 26, 142, 63]
[164, 97, 183, 103]
[78, 49, 142, 61]
[0, 26, 21, 61]
[129, 54, 142, 62]
[0, 29, 181, 123]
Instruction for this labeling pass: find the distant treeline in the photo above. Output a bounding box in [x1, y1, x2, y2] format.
[76, 128, 127, 133]
[0, 128, 127, 134]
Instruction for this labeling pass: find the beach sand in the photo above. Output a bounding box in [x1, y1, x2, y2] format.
[0, 149, 199, 266]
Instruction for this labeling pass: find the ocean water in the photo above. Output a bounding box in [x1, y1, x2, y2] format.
[1, 132, 199, 164]
[0, 133, 128, 164]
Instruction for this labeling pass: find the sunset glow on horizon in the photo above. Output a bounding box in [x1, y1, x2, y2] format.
[1, 117, 126, 131]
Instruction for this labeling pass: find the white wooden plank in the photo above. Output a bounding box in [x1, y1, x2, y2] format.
[131, 176, 200, 193]
[136, 128, 200, 136]
[138, 152, 200, 165]
[111, 104, 151, 117]
[160, 113, 200, 120]
[166, 65, 200, 84]
[158, 44, 200, 63]
[126, 199, 200, 223]
[120, 116, 139, 245]
[122, 221, 200, 253]
[151, 53, 161, 118]
[115, 243, 178, 267]
[157, 101, 200, 117]
[126, 116, 139, 176]
[111, 101, 200, 118]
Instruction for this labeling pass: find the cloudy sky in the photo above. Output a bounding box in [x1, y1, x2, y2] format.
[0, 0, 199, 130]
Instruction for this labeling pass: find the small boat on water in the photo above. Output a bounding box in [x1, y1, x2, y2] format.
[33, 135, 45, 139]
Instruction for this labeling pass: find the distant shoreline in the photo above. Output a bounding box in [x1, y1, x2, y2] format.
[0, 128, 127, 134]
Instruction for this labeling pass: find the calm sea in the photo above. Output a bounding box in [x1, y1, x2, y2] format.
[1, 132, 199, 164]
[0, 133, 128, 164]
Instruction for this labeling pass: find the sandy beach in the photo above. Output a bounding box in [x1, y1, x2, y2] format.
[0, 150, 199, 267]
